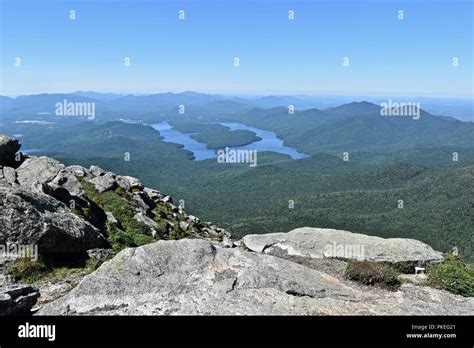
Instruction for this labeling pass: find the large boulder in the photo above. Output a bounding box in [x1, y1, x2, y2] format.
[89, 165, 106, 177]
[143, 187, 166, 203]
[242, 227, 444, 271]
[0, 186, 107, 255]
[0, 135, 21, 166]
[37, 239, 473, 315]
[116, 175, 144, 192]
[48, 170, 85, 197]
[87, 173, 117, 193]
[65, 165, 90, 177]
[16, 157, 65, 189]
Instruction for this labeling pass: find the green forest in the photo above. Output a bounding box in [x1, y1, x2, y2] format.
[6, 119, 473, 261]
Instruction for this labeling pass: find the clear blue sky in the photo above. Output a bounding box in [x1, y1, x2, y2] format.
[1, 0, 472, 97]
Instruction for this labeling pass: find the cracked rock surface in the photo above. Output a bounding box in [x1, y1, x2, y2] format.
[37, 239, 474, 316]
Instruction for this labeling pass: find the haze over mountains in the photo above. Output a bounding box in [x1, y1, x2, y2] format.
[0, 91, 472, 122]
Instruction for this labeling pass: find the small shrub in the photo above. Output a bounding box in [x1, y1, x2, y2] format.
[85, 257, 104, 271]
[7, 258, 48, 283]
[107, 223, 137, 251]
[345, 260, 401, 290]
[426, 254, 474, 297]
[168, 228, 191, 240]
[131, 233, 155, 246]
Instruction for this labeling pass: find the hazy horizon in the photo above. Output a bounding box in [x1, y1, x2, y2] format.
[2, 90, 474, 101]
[1, 0, 472, 97]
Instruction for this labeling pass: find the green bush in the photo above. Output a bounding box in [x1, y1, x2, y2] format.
[426, 254, 474, 297]
[131, 233, 155, 246]
[6, 258, 48, 283]
[345, 260, 401, 290]
[7, 256, 105, 285]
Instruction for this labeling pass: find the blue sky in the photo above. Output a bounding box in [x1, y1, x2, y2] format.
[1, 0, 472, 97]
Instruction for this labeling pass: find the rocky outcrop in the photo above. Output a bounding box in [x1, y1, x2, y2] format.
[0, 186, 107, 255]
[0, 134, 230, 261]
[37, 239, 474, 315]
[16, 157, 65, 189]
[0, 270, 40, 316]
[242, 227, 444, 271]
[0, 135, 21, 166]
[75, 164, 231, 241]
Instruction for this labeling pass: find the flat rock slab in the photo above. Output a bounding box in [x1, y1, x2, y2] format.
[242, 227, 444, 269]
[37, 239, 473, 315]
[38, 239, 356, 315]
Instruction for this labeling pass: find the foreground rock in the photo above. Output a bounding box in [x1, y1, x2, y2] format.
[0, 186, 107, 255]
[0, 283, 40, 315]
[37, 239, 473, 315]
[242, 227, 444, 271]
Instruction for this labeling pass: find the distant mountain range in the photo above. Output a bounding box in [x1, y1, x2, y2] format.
[1, 92, 472, 159]
[0, 91, 472, 122]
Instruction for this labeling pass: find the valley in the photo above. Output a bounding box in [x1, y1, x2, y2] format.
[1, 95, 472, 261]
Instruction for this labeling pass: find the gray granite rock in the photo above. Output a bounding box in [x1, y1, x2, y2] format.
[37, 239, 473, 316]
[16, 157, 65, 189]
[89, 165, 106, 177]
[65, 165, 89, 177]
[1, 166, 18, 186]
[116, 175, 143, 192]
[0, 186, 107, 255]
[243, 227, 444, 270]
[88, 173, 116, 193]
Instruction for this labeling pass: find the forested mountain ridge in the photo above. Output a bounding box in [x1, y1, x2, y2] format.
[2, 119, 472, 261]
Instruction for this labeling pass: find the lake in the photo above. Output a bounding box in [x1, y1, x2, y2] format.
[151, 122, 308, 161]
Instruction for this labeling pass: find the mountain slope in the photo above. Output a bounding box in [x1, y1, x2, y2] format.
[227, 102, 474, 154]
[4, 120, 472, 261]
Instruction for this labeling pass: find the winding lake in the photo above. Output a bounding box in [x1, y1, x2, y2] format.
[151, 122, 308, 161]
